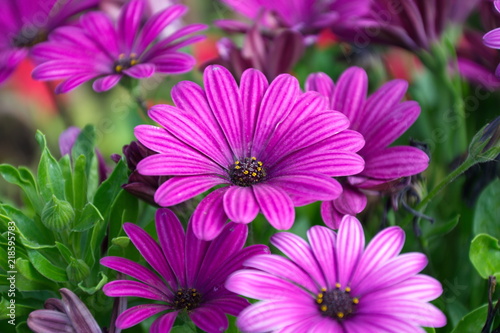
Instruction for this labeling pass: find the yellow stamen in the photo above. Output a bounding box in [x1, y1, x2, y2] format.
[115, 65, 123, 72]
[243, 170, 249, 175]
[257, 161, 263, 166]
[130, 59, 138, 65]
[321, 305, 327, 312]
[345, 287, 351, 293]
[235, 161, 240, 164]
[257, 167, 262, 171]
[235, 165, 241, 169]
[337, 312, 344, 319]
[251, 156, 257, 160]
[335, 283, 341, 289]
[353, 298, 359, 304]
[251, 172, 257, 177]
[316, 298, 323, 304]
[321, 287, 327, 292]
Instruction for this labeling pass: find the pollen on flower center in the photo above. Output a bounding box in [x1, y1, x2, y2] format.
[316, 285, 359, 320]
[229, 157, 266, 187]
[114, 53, 139, 73]
[173, 288, 202, 311]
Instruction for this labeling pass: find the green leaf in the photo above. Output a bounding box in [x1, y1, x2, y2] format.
[423, 328, 436, 333]
[55, 242, 73, 264]
[93, 160, 128, 219]
[0, 164, 42, 213]
[15, 258, 57, 291]
[474, 178, 500, 240]
[469, 234, 500, 280]
[36, 131, 65, 201]
[73, 154, 88, 215]
[109, 190, 138, 241]
[72, 203, 104, 232]
[59, 155, 74, 206]
[77, 271, 108, 295]
[451, 303, 490, 333]
[424, 215, 460, 240]
[27, 249, 67, 283]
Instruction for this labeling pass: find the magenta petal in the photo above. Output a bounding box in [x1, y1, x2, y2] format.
[155, 209, 186, 286]
[137, 152, 223, 176]
[81, 12, 119, 57]
[321, 129, 365, 152]
[484, 27, 500, 48]
[92, 74, 122, 92]
[204, 65, 244, 157]
[204, 296, 250, 317]
[350, 226, 405, 287]
[344, 314, 423, 333]
[0, 49, 28, 84]
[336, 216, 365, 287]
[320, 200, 345, 229]
[123, 63, 155, 79]
[154, 175, 226, 207]
[185, 220, 211, 286]
[189, 304, 229, 333]
[191, 187, 229, 240]
[305, 72, 335, 105]
[116, 304, 171, 329]
[117, 0, 144, 53]
[236, 300, 318, 332]
[307, 226, 338, 289]
[362, 146, 429, 179]
[55, 74, 98, 94]
[253, 184, 295, 230]
[331, 66, 367, 128]
[151, 311, 178, 333]
[271, 232, 327, 287]
[242, 254, 318, 292]
[103, 280, 169, 301]
[333, 186, 367, 215]
[151, 53, 196, 73]
[223, 186, 259, 223]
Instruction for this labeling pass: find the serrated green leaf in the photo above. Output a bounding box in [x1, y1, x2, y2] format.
[36, 131, 65, 201]
[474, 179, 500, 240]
[451, 303, 490, 333]
[27, 250, 67, 283]
[55, 242, 73, 264]
[72, 203, 104, 232]
[469, 234, 500, 280]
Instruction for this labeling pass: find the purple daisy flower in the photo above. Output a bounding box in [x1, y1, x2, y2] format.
[0, 0, 98, 85]
[134, 65, 365, 240]
[217, 0, 370, 36]
[31, 0, 206, 93]
[226, 215, 447, 332]
[100, 208, 269, 333]
[306, 67, 429, 228]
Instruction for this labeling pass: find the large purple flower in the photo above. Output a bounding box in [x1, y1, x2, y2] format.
[218, 0, 370, 36]
[134, 65, 365, 240]
[226, 216, 446, 332]
[31, 0, 206, 93]
[101, 208, 268, 333]
[0, 0, 98, 85]
[306, 67, 429, 228]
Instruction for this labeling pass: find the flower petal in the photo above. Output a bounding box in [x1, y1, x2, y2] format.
[331, 67, 367, 128]
[92, 74, 122, 92]
[103, 280, 169, 301]
[151, 52, 196, 73]
[123, 63, 155, 79]
[223, 186, 259, 223]
[253, 184, 295, 230]
[191, 187, 229, 240]
[362, 146, 429, 179]
[305, 72, 335, 105]
[320, 200, 345, 229]
[116, 304, 171, 329]
[117, 0, 144, 53]
[332, 186, 367, 215]
[154, 175, 226, 207]
[336, 216, 365, 287]
[483, 27, 500, 49]
[307, 226, 338, 289]
[151, 311, 178, 333]
[189, 304, 229, 333]
[137, 152, 223, 176]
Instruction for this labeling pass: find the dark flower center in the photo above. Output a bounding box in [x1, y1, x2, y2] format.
[316, 285, 359, 320]
[12, 29, 48, 48]
[173, 288, 202, 311]
[114, 53, 138, 73]
[229, 157, 266, 187]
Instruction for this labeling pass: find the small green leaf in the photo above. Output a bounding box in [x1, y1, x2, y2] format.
[72, 203, 104, 232]
[55, 242, 73, 264]
[93, 160, 128, 219]
[77, 271, 108, 295]
[59, 155, 74, 206]
[111, 236, 130, 248]
[424, 215, 460, 240]
[109, 190, 138, 241]
[469, 234, 500, 280]
[71, 125, 96, 175]
[36, 131, 65, 201]
[15, 258, 57, 291]
[474, 179, 500, 240]
[0, 164, 42, 213]
[27, 250, 67, 283]
[451, 303, 490, 333]
[423, 328, 436, 333]
[73, 154, 88, 215]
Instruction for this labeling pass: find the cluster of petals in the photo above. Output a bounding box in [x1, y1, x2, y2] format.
[306, 67, 429, 228]
[31, 0, 206, 93]
[101, 208, 268, 333]
[483, 1, 500, 77]
[135, 65, 365, 240]
[226, 216, 447, 332]
[0, 0, 98, 85]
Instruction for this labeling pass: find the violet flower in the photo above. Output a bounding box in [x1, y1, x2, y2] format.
[226, 216, 446, 332]
[483, 1, 500, 78]
[134, 65, 365, 240]
[101, 208, 268, 333]
[31, 0, 206, 93]
[306, 68, 429, 228]
[336, 0, 480, 52]
[217, 0, 370, 36]
[27, 288, 102, 333]
[0, 0, 98, 85]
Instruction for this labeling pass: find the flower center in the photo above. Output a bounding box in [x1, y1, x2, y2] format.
[229, 157, 266, 187]
[173, 288, 202, 311]
[114, 53, 138, 73]
[12, 29, 48, 48]
[316, 285, 359, 320]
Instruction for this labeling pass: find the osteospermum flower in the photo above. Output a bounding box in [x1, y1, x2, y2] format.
[0, 0, 98, 85]
[306, 68, 429, 228]
[226, 216, 446, 332]
[134, 65, 365, 240]
[101, 208, 269, 333]
[31, 0, 206, 93]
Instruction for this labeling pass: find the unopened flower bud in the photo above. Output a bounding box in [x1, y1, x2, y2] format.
[66, 258, 90, 283]
[41, 195, 74, 231]
[469, 116, 500, 163]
